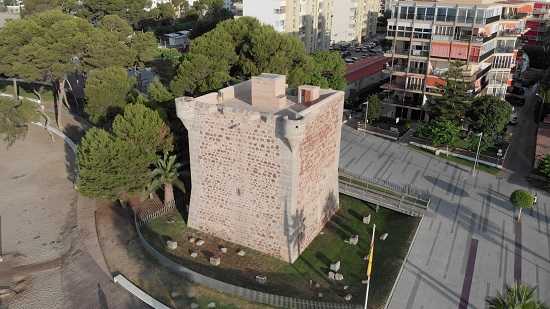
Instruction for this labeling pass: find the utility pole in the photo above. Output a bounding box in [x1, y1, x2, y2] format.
[363, 223, 376, 309]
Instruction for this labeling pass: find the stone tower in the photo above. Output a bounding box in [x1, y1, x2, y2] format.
[176, 74, 344, 263]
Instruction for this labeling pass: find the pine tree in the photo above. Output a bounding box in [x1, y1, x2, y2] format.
[429, 61, 473, 123]
[77, 104, 174, 200]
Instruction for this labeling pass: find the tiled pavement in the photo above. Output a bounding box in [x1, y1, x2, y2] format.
[340, 125, 550, 308]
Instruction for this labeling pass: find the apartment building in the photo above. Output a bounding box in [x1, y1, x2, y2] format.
[525, 1, 550, 46]
[364, 0, 381, 37]
[382, 0, 533, 121]
[176, 74, 344, 262]
[332, 0, 365, 44]
[243, 0, 333, 52]
[243, 0, 379, 51]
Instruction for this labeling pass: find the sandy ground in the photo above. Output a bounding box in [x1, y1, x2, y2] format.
[0, 127, 77, 309]
[0, 127, 77, 264]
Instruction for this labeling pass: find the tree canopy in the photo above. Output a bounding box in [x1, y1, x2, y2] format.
[0, 10, 155, 84]
[366, 94, 382, 122]
[0, 10, 157, 125]
[84, 66, 136, 126]
[170, 17, 346, 97]
[77, 104, 173, 200]
[111, 103, 173, 158]
[429, 61, 473, 123]
[148, 77, 174, 104]
[510, 189, 535, 222]
[466, 95, 512, 138]
[537, 155, 550, 179]
[429, 120, 460, 148]
[22, 0, 80, 15]
[0, 97, 40, 148]
[78, 0, 150, 25]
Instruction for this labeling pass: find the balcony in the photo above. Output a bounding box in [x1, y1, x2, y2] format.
[495, 46, 515, 53]
[501, 13, 528, 20]
[429, 63, 491, 81]
[383, 80, 424, 91]
[408, 67, 427, 74]
[483, 32, 497, 42]
[498, 28, 524, 37]
[411, 50, 429, 57]
[479, 49, 495, 62]
[485, 15, 500, 24]
[432, 34, 452, 41]
[384, 49, 411, 57]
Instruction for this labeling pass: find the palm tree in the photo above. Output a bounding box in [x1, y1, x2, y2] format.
[150, 152, 181, 207]
[486, 283, 549, 309]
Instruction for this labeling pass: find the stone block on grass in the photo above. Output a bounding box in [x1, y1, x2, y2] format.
[209, 256, 221, 266]
[166, 240, 178, 250]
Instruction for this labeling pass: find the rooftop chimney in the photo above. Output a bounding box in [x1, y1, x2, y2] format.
[251, 73, 287, 110]
[298, 85, 320, 107]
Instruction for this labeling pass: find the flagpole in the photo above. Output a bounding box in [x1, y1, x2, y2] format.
[364, 223, 376, 309]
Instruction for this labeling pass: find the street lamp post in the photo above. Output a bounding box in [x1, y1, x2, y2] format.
[363, 223, 376, 309]
[472, 132, 483, 176]
[363, 100, 369, 130]
[497, 148, 503, 167]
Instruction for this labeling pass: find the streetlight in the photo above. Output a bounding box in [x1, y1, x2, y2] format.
[363, 100, 369, 130]
[472, 132, 483, 176]
[363, 223, 376, 309]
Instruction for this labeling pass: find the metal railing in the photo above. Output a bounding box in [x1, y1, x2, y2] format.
[485, 15, 501, 24]
[501, 13, 528, 20]
[338, 169, 430, 217]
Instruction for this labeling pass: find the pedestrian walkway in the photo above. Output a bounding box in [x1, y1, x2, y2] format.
[339, 126, 550, 308]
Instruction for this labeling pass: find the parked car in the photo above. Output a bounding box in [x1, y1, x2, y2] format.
[506, 94, 525, 106]
[508, 86, 525, 96]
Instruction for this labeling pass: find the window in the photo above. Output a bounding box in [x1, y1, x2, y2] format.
[413, 28, 432, 39]
[426, 8, 435, 20]
[475, 9, 485, 24]
[436, 7, 447, 21]
[417, 7, 426, 20]
[446, 8, 457, 22]
[466, 8, 475, 23]
[407, 7, 415, 19]
[457, 8, 467, 23]
[400, 6, 408, 19]
[435, 25, 453, 36]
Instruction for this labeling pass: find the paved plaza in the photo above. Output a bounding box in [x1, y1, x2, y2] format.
[340, 123, 550, 308]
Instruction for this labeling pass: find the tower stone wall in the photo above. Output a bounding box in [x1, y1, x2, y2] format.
[176, 74, 344, 262]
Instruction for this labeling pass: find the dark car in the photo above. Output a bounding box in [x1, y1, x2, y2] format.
[505, 94, 525, 106]
[507, 86, 525, 96]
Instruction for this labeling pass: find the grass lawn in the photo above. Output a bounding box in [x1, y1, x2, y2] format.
[142, 195, 420, 307]
[409, 145, 501, 175]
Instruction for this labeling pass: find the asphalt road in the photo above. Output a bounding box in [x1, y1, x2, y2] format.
[503, 85, 540, 177]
